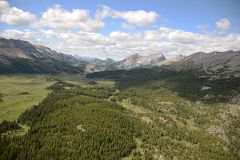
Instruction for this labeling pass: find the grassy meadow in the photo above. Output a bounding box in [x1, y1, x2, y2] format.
[0, 75, 54, 122]
[0, 74, 114, 122]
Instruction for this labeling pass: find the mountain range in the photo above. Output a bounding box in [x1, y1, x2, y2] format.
[0, 37, 240, 77]
[74, 55, 116, 66]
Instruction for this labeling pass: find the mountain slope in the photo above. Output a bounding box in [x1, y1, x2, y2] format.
[88, 50, 240, 102]
[173, 50, 240, 77]
[0, 38, 84, 74]
[109, 53, 166, 69]
[160, 54, 186, 65]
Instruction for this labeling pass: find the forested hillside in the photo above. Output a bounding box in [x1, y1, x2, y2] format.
[0, 82, 144, 160]
[87, 67, 240, 103]
[88, 68, 240, 159]
[1, 72, 240, 159]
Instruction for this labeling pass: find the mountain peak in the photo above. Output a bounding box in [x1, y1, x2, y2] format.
[110, 53, 166, 69]
[130, 53, 141, 58]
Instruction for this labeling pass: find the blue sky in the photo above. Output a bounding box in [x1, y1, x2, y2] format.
[0, 0, 240, 59]
[4, 0, 240, 33]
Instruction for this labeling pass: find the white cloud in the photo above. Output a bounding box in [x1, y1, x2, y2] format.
[122, 23, 134, 30]
[96, 5, 158, 27]
[144, 27, 200, 44]
[1, 27, 240, 60]
[216, 18, 231, 30]
[168, 30, 200, 44]
[109, 31, 130, 40]
[39, 29, 57, 37]
[95, 5, 111, 20]
[36, 4, 104, 32]
[0, 1, 36, 26]
[0, 29, 40, 43]
[113, 10, 158, 27]
[1, 2, 239, 60]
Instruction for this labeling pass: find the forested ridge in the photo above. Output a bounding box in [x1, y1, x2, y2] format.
[87, 68, 240, 103]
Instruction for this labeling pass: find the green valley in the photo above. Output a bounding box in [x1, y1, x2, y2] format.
[0, 70, 239, 159]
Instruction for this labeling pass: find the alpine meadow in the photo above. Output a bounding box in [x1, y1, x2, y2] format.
[0, 0, 240, 160]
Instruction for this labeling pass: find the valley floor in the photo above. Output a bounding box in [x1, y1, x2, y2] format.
[0, 75, 54, 122]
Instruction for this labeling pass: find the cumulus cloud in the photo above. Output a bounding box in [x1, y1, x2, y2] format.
[95, 5, 111, 20]
[216, 18, 231, 30]
[0, 1, 36, 26]
[144, 27, 202, 44]
[113, 10, 158, 27]
[2, 27, 240, 60]
[0, 29, 41, 43]
[122, 23, 134, 30]
[36, 4, 104, 32]
[1, 1, 239, 60]
[96, 5, 158, 27]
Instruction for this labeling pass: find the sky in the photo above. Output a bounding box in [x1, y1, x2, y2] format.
[0, 0, 240, 60]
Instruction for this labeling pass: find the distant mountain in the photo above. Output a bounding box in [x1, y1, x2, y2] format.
[88, 50, 240, 82]
[104, 58, 116, 66]
[173, 50, 240, 77]
[160, 54, 186, 65]
[109, 53, 166, 69]
[74, 55, 115, 66]
[2, 37, 239, 76]
[0, 38, 84, 74]
[74, 55, 116, 73]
